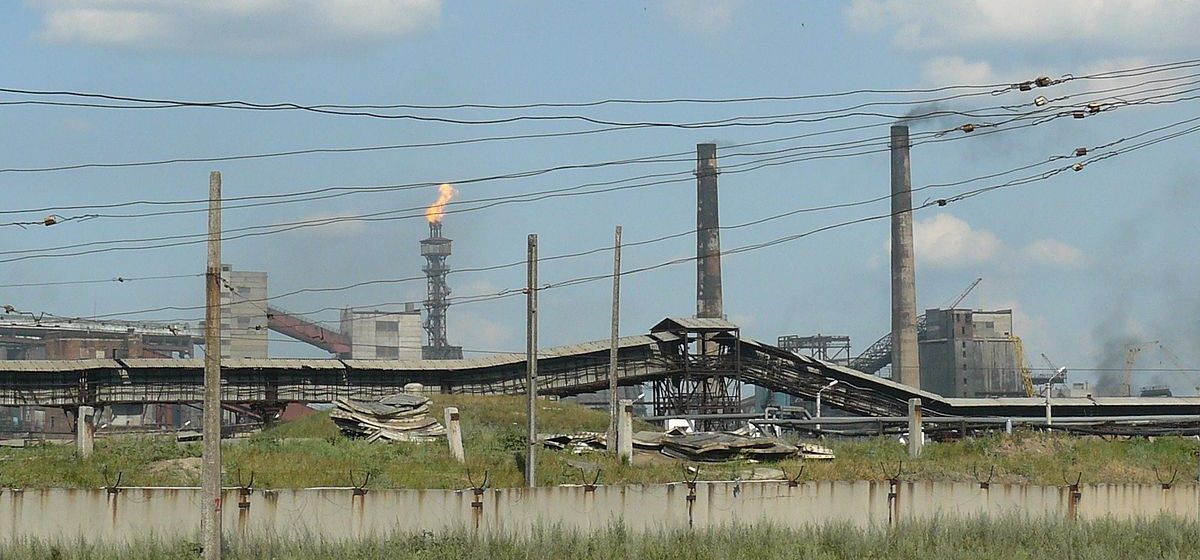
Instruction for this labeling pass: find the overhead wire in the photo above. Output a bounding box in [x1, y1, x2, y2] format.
[54, 110, 1200, 325]
[4, 66, 1197, 223]
[4, 77, 1196, 261]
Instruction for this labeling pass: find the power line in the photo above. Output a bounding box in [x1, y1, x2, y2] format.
[2, 57, 1195, 118]
[4, 69, 1194, 223]
[5, 77, 1178, 256]
[58, 116, 1193, 325]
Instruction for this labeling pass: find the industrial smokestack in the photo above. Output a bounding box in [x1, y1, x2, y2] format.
[696, 143, 723, 319]
[890, 125, 921, 388]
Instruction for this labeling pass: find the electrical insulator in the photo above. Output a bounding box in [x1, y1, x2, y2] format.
[1072, 163, 1084, 171]
[1087, 102, 1102, 114]
[1034, 96, 1048, 106]
[1019, 82, 1033, 92]
[1072, 111, 1086, 119]
[961, 123, 976, 133]
[42, 215, 59, 226]
[1035, 76, 1053, 87]
[1075, 147, 1088, 157]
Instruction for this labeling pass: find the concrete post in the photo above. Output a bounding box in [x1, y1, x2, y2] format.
[907, 398, 923, 458]
[202, 171, 224, 560]
[75, 405, 95, 457]
[445, 407, 465, 463]
[890, 125, 921, 389]
[618, 399, 633, 462]
[525, 234, 538, 488]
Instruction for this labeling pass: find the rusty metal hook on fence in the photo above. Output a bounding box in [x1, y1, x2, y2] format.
[1062, 470, 1082, 489]
[1154, 466, 1178, 489]
[350, 470, 372, 497]
[577, 467, 602, 492]
[973, 464, 996, 489]
[466, 469, 490, 492]
[236, 469, 256, 491]
[878, 461, 904, 484]
[101, 467, 123, 495]
[783, 465, 806, 488]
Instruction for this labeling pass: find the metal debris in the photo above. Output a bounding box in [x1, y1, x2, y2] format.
[539, 432, 607, 453]
[630, 428, 834, 462]
[330, 394, 446, 442]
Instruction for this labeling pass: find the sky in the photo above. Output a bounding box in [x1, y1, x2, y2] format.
[1, 1, 1198, 394]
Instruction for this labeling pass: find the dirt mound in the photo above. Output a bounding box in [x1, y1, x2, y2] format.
[148, 457, 202, 481]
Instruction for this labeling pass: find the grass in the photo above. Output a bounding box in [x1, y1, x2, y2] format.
[0, 394, 1198, 488]
[2, 517, 1199, 559]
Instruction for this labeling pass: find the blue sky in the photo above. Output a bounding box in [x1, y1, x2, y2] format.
[1, 1, 1198, 393]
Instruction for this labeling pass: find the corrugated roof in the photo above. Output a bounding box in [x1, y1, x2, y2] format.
[0, 359, 120, 372]
[651, 317, 739, 332]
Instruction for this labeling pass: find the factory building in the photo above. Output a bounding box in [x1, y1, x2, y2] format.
[219, 265, 269, 359]
[919, 308, 1023, 397]
[340, 308, 423, 360]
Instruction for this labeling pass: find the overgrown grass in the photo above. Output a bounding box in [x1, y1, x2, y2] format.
[1, 395, 1197, 488]
[2, 517, 1198, 559]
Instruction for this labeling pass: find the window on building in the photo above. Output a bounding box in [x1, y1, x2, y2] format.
[377, 346, 399, 358]
[376, 321, 399, 334]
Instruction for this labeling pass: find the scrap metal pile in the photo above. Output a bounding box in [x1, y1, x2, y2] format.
[538, 428, 834, 462]
[331, 394, 446, 442]
[635, 429, 834, 462]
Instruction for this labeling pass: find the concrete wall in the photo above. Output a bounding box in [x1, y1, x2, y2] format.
[219, 265, 268, 359]
[921, 308, 1022, 397]
[1, 481, 1196, 543]
[340, 309, 423, 360]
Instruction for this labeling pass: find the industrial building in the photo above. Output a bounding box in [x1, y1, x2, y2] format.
[918, 308, 1023, 397]
[218, 265, 269, 359]
[340, 308, 423, 360]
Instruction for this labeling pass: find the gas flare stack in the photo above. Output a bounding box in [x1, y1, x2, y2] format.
[421, 184, 463, 360]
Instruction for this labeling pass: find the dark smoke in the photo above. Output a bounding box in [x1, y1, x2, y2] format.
[1089, 174, 1200, 396]
[897, 102, 961, 131]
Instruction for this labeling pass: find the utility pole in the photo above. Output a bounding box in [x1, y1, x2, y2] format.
[202, 171, 223, 559]
[607, 225, 622, 453]
[525, 234, 538, 487]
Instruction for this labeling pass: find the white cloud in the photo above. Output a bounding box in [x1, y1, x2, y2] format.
[661, 0, 739, 33]
[920, 56, 996, 86]
[912, 213, 1002, 268]
[454, 311, 517, 351]
[292, 212, 368, 237]
[846, 0, 1200, 50]
[1022, 239, 1086, 269]
[30, 0, 441, 54]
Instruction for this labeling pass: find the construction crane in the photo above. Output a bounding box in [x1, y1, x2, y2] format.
[850, 278, 983, 376]
[1039, 353, 1068, 397]
[1013, 337, 1035, 397]
[941, 277, 983, 310]
[1120, 340, 1160, 397]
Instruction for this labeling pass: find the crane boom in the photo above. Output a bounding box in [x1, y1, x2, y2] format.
[943, 277, 983, 309]
[1121, 340, 1160, 397]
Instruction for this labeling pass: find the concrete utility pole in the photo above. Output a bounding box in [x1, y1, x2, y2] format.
[618, 399, 633, 462]
[202, 171, 223, 560]
[445, 407, 464, 463]
[907, 398, 924, 458]
[607, 225, 622, 453]
[890, 125, 921, 389]
[525, 234, 538, 488]
[75, 405, 95, 457]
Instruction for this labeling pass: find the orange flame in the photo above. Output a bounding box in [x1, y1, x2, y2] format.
[425, 183, 456, 223]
